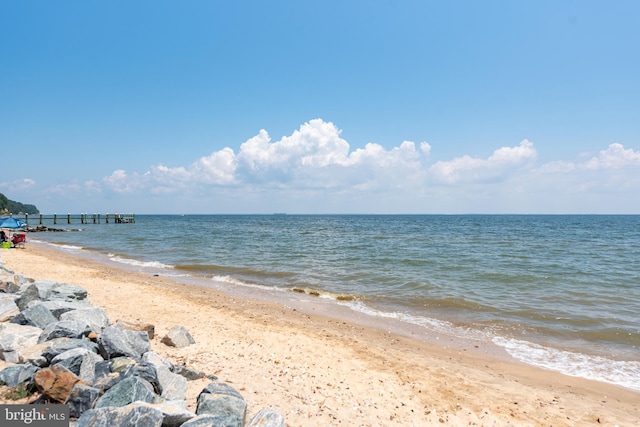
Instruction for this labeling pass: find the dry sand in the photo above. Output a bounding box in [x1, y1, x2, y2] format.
[1, 245, 638, 426]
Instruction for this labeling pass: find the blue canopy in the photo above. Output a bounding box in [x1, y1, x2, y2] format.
[0, 217, 28, 229]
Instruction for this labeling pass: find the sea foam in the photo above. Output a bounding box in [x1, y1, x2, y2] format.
[492, 336, 640, 392]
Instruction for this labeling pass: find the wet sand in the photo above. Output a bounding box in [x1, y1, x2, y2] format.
[1, 245, 638, 426]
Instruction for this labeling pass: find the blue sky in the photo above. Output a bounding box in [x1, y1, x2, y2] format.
[1, 1, 639, 214]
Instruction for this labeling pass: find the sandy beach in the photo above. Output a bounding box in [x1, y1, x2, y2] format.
[1, 244, 638, 426]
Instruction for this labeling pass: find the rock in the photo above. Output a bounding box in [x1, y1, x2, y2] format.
[15, 281, 56, 310]
[61, 307, 110, 333]
[174, 365, 206, 381]
[0, 270, 24, 294]
[182, 413, 242, 427]
[246, 408, 287, 427]
[65, 383, 102, 419]
[195, 382, 247, 427]
[0, 273, 286, 426]
[10, 304, 58, 329]
[117, 319, 155, 339]
[51, 347, 103, 384]
[0, 323, 42, 363]
[41, 338, 99, 364]
[34, 363, 84, 403]
[109, 356, 138, 373]
[92, 360, 124, 391]
[98, 324, 150, 359]
[27, 300, 91, 319]
[15, 341, 51, 366]
[92, 357, 145, 391]
[94, 375, 159, 408]
[75, 404, 164, 427]
[0, 364, 40, 387]
[16, 281, 88, 311]
[39, 319, 92, 342]
[124, 328, 151, 356]
[161, 325, 195, 348]
[0, 294, 19, 322]
[156, 364, 188, 401]
[142, 351, 174, 371]
[128, 401, 195, 427]
[124, 362, 161, 394]
[48, 282, 89, 303]
[140, 352, 189, 399]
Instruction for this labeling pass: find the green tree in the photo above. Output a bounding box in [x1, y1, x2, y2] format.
[0, 193, 39, 215]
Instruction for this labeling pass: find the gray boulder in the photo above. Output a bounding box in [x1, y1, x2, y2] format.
[14, 341, 50, 366]
[247, 408, 287, 427]
[41, 338, 99, 364]
[196, 382, 247, 427]
[92, 357, 148, 391]
[16, 281, 88, 311]
[156, 365, 188, 401]
[48, 282, 89, 303]
[27, 300, 91, 319]
[98, 324, 150, 359]
[142, 351, 174, 371]
[182, 414, 242, 427]
[0, 294, 19, 322]
[65, 383, 102, 419]
[0, 364, 40, 387]
[94, 375, 159, 408]
[51, 347, 103, 384]
[141, 351, 187, 400]
[60, 307, 109, 333]
[123, 362, 161, 394]
[174, 365, 206, 381]
[10, 304, 58, 329]
[75, 404, 164, 427]
[117, 319, 155, 339]
[128, 401, 195, 427]
[0, 323, 42, 363]
[0, 269, 26, 293]
[15, 281, 56, 310]
[161, 325, 195, 348]
[39, 319, 92, 342]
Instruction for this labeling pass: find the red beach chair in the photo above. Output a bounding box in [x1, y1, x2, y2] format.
[11, 233, 26, 249]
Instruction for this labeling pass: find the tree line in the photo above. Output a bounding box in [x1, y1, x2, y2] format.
[0, 193, 39, 215]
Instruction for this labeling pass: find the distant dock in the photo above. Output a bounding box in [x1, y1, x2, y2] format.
[7, 213, 136, 225]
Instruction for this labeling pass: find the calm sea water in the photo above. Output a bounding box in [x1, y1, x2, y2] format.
[22, 215, 640, 391]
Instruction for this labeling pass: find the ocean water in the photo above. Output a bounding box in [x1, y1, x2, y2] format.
[22, 214, 640, 391]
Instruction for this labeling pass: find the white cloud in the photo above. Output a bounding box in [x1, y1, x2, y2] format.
[191, 147, 237, 184]
[236, 119, 351, 181]
[103, 170, 142, 194]
[31, 119, 639, 213]
[584, 143, 640, 170]
[428, 139, 537, 184]
[536, 143, 640, 175]
[121, 119, 431, 193]
[0, 178, 36, 191]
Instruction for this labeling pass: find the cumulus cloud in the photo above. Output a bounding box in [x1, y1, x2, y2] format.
[584, 143, 640, 170]
[103, 170, 130, 193]
[108, 119, 432, 194]
[65, 119, 638, 213]
[428, 140, 537, 184]
[241, 120, 350, 170]
[535, 143, 640, 174]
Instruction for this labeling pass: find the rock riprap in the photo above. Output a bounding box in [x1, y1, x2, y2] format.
[0, 258, 286, 427]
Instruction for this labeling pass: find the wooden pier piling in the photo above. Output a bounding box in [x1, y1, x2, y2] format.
[7, 213, 136, 225]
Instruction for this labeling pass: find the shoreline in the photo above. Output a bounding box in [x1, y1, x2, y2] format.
[2, 245, 638, 426]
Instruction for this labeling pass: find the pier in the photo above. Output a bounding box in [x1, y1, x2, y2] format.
[6, 213, 135, 225]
